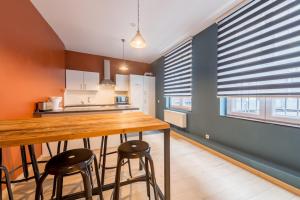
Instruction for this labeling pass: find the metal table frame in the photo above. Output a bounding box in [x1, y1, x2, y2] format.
[0, 128, 171, 200]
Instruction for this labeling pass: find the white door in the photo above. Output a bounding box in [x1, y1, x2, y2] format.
[129, 75, 144, 111]
[115, 74, 129, 91]
[66, 69, 84, 90]
[84, 71, 99, 90]
[143, 76, 156, 117]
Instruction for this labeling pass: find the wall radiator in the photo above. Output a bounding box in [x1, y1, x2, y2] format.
[164, 110, 187, 128]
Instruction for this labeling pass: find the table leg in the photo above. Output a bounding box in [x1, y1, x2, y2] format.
[164, 129, 171, 200]
[139, 131, 143, 170]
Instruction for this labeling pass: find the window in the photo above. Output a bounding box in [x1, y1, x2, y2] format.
[164, 38, 193, 111]
[226, 97, 300, 126]
[227, 97, 264, 119]
[168, 96, 192, 111]
[218, 0, 300, 127]
[266, 97, 300, 125]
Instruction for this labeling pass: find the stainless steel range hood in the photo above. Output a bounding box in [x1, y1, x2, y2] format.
[101, 59, 115, 85]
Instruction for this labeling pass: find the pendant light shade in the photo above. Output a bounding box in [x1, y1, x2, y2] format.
[130, 0, 146, 48]
[130, 30, 146, 48]
[119, 39, 128, 71]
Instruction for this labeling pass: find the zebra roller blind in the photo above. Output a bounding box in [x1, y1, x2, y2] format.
[164, 39, 192, 96]
[217, 0, 300, 96]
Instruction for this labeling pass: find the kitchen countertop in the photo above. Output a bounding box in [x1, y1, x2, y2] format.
[34, 104, 139, 116]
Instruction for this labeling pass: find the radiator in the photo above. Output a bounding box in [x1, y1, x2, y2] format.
[164, 110, 187, 128]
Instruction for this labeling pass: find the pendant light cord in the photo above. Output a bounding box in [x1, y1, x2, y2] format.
[121, 39, 125, 64]
[122, 40, 125, 61]
[137, 0, 140, 31]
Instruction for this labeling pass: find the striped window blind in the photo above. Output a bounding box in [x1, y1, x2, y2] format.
[217, 0, 300, 96]
[164, 39, 192, 96]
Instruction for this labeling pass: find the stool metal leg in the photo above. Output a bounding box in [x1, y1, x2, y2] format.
[55, 175, 64, 200]
[35, 172, 48, 200]
[83, 138, 91, 149]
[80, 170, 93, 200]
[20, 145, 29, 179]
[57, 141, 62, 154]
[139, 132, 143, 170]
[0, 166, 13, 200]
[113, 155, 124, 200]
[124, 134, 133, 178]
[146, 153, 159, 200]
[98, 136, 105, 169]
[93, 156, 104, 200]
[87, 166, 94, 189]
[63, 141, 68, 152]
[145, 158, 151, 199]
[51, 175, 57, 200]
[87, 138, 91, 149]
[28, 145, 42, 191]
[101, 136, 108, 186]
[46, 143, 53, 157]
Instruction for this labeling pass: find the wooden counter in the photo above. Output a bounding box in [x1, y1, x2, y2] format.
[0, 112, 171, 200]
[0, 112, 170, 147]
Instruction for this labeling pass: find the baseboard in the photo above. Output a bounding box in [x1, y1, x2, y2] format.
[171, 131, 300, 196]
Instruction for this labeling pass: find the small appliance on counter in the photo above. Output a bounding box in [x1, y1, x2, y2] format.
[50, 96, 63, 111]
[115, 96, 129, 105]
[36, 101, 52, 112]
[35, 96, 63, 112]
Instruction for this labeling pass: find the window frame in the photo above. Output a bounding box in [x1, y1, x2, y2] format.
[226, 97, 265, 120]
[265, 97, 300, 126]
[166, 96, 192, 112]
[225, 96, 300, 127]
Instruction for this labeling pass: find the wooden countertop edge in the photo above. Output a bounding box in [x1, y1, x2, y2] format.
[0, 124, 170, 147]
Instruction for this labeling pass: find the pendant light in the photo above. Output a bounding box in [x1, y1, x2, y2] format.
[119, 39, 128, 71]
[130, 0, 146, 48]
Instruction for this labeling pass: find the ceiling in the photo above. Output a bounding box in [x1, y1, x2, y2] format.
[31, 0, 241, 63]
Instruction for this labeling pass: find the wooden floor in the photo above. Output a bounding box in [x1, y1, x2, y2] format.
[5, 132, 300, 200]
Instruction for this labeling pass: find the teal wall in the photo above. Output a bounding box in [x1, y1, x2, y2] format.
[152, 24, 300, 188]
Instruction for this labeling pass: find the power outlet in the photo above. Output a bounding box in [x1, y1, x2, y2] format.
[205, 134, 210, 140]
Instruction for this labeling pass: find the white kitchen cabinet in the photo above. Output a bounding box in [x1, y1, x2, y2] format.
[66, 70, 83, 90]
[143, 76, 156, 117]
[129, 75, 156, 117]
[129, 75, 144, 112]
[66, 69, 99, 91]
[84, 71, 99, 90]
[115, 74, 129, 91]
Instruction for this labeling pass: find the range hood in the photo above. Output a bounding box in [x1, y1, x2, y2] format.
[101, 60, 115, 85]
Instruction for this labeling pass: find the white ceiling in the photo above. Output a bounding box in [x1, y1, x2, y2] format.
[31, 0, 241, 63]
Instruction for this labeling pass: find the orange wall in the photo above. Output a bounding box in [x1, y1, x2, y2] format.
[65, 50, 152, 81]
[0, 0, 65, 177]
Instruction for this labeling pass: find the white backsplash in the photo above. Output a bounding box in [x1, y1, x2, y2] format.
[64, 85, 127, 106]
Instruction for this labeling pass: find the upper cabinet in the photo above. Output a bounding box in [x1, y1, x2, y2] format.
[115, 74, 129, 92]
[84, 71, 99, 90]
[66, 69, 99, 91]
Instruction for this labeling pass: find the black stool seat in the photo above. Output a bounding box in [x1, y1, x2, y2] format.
[35, 148, 103, 200]
[46, 148, 94, 175]
[114, 140, 159, 200]
[118, 140, 150, 159]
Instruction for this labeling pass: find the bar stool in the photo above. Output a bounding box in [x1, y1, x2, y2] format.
[35, 148, 103, 200]
[0, 165, 13, 200]
[113, 140, 159, 200]
[99, 134, 132, 185]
